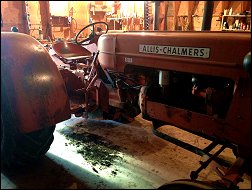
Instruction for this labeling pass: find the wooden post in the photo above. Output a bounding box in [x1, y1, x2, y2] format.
[187, 1, 195, 31]
[202, 1, 214, 30]
[39, 1, 52, 40]
[159, 1, 169, 31]
[174, 1, 181, 30]
[22, 1, 30, 34]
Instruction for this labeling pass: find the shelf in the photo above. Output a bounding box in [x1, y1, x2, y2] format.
[107, 18, 123, 20]
[221, 13, 251, 32]
[222, 29, 251, 32]
[222, 15, 251, 17]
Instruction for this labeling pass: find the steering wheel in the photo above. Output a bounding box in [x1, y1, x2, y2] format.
[75, 21, 108, 45]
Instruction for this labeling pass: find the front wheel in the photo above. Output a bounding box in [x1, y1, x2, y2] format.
[1, 117, 55, 169]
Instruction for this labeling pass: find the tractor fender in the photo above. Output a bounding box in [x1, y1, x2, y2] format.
[1, 32, 71, 133]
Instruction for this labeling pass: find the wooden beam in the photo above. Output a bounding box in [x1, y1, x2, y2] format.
[174, 1, 181, 30]
[187, 1, 195, 30]
[39, 1, 52, 40]
[22, 1, 30, 34]
[163, 1, 169, 30]
[191, 1, 200, 30]
[159, 1, 168, 30]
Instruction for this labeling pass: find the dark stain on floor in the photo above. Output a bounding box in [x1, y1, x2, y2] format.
[58, 123, 123, 174]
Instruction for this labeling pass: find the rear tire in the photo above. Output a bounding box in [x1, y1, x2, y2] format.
[1, 117, 55, 169]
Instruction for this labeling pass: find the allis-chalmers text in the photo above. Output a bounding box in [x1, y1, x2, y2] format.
[139, 44, 210, 58]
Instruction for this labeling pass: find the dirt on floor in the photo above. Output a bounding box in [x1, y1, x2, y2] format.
[2, 110, 251, 189]
[58, 123, 122, 175]
[54, 111, 251, 189]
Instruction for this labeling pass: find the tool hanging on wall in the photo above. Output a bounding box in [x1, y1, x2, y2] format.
[178, 16, 189, 31]
[144, 1, 152, 30]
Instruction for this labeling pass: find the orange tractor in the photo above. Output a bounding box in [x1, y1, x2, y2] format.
[1, 22, 251, 189]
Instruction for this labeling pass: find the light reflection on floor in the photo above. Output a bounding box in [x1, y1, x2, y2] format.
[1, 173, 17, 189]
[1, 113, 251, 189]
[47, 117, 167, 189]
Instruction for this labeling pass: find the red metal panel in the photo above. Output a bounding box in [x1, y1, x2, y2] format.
[98, 31, 251, 157]
[52, 42, 92, 60]
[97, 35, 116, 70]
[98, 31, 250, 80]
[1, 32, 71, 133]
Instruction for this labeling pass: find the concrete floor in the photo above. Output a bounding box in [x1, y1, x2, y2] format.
[1, 111, 251, 189]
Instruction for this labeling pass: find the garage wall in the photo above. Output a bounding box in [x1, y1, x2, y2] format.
[1, 1, 29, 33]
[27, 1, 41, 38]
[165, 1, 251, 31]
[1, 1, 251, 39]
[28, 1, 90, 40]
[49, 1, 89, 40]
[1, 1, 90, 40]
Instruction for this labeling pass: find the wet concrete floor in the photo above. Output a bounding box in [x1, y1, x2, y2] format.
[1, 111, 251, 189]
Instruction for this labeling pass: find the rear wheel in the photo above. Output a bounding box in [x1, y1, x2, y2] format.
[1, 117, 55, 169]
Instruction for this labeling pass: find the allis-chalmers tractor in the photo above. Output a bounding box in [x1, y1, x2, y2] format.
[1, 22, 251, 189]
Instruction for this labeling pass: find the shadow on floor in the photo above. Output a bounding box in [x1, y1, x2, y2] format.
[1, 155, 92, 189]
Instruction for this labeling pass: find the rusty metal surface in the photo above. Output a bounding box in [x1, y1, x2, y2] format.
[98, 31, 250, 79]
[52, 42, 92, 60]
[1, 32, 71, 133]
